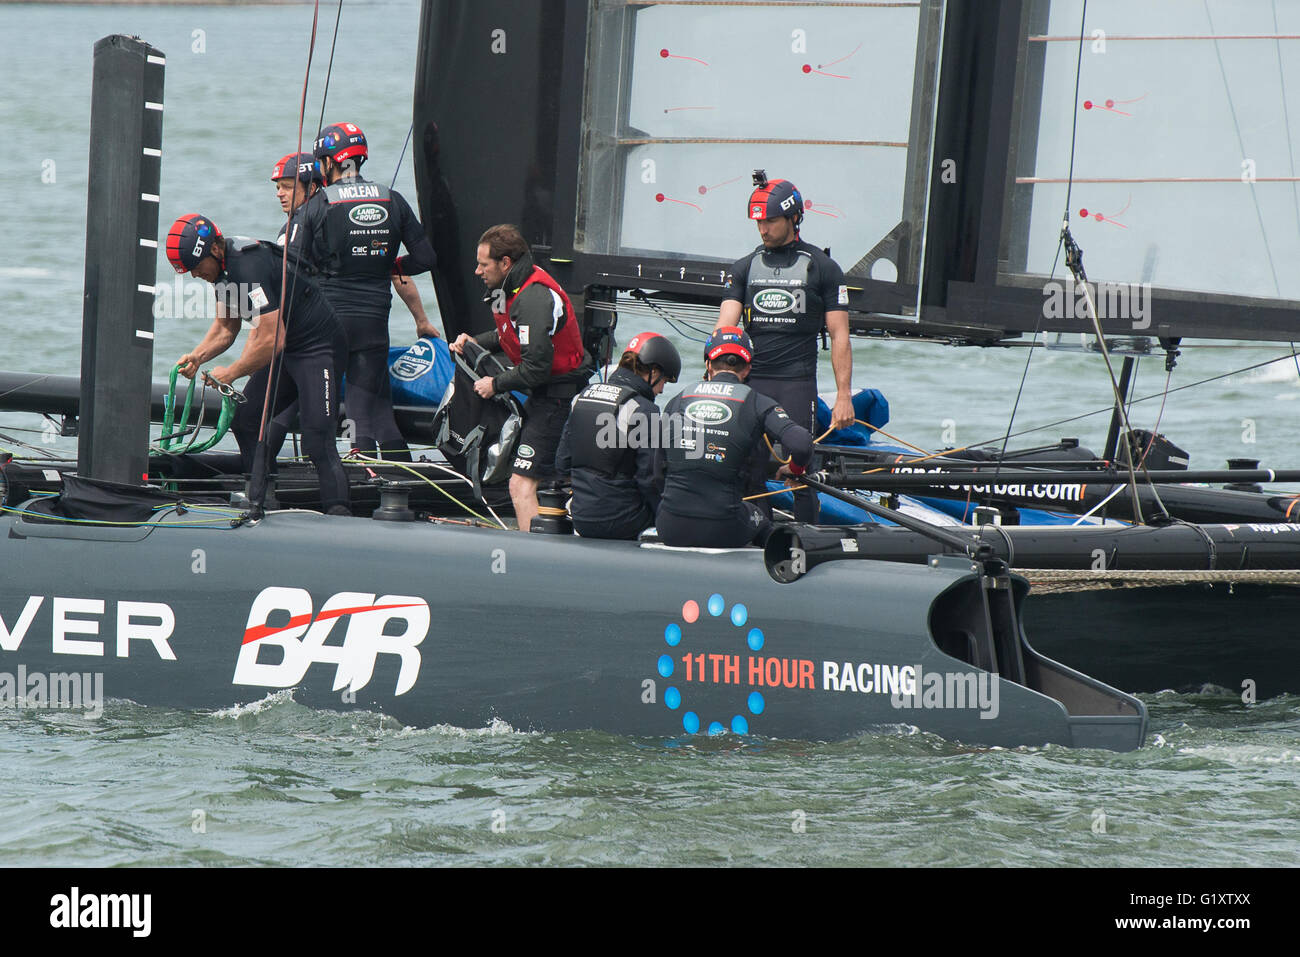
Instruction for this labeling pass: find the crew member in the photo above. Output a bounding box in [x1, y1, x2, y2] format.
[450, 224, 594, 532]
[272, 151, 439, 341]
[167, 214, 350, 515]
[271, 151, 323, 228]
[656, 327, 813, 548]
[284, 123, 439, 462]
[715, 171, 853, 522]
[556, 332, 680, 540]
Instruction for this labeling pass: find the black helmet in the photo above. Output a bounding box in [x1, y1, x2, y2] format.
[624, 331, 681, 383]
[703, 326, 753, 364]
[748, 177, 803, 226]
[165, 214, 222, 274]
[314, 122, 368, 165]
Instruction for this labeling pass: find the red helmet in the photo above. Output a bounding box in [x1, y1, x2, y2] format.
[271, 151, 322, 185]
[623, 331, 682, 382]
[748, 177, 803, 225]
[704, 326, 753, 364]
[165, 214, 222, 274]
[314, 122, 368, 165]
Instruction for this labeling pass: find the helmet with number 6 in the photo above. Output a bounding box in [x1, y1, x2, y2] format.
[313, 122, 368, 165]
[623, 331, 682, 383]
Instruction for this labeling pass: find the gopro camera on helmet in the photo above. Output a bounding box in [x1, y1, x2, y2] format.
[752, 169, 768, 189]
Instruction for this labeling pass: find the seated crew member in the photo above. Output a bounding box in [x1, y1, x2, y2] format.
[555, 332, 681, 540]
[450, 224, 595, 533]
[273, 151, 439, 340]
[656, 327, 813, 549]
[167, 213, 350, 515]
[284, 123, 439, 462]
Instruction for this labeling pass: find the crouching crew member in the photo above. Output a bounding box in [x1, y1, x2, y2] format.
[168, 214, 350, 515]
[556, 332, 681, 540]
[451, 224, 594, 532]
[656, 327, 813, 548]
[285, 123, 439, 462]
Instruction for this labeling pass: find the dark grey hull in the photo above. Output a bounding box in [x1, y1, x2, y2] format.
[0, 508, 1145, 750]
[767, 523, 1300, 696]
[1022, 579, 1300, 698]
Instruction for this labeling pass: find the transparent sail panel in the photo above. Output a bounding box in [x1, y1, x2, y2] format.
[1007, 0, 1300, 302]
[576, 0, 933, 283]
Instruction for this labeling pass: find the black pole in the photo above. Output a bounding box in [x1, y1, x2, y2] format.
[829, 467, 1300, 490]
[1103, 355, 1136, 463]
[799, 475, 983, 556]
[78, 36, 165, 486]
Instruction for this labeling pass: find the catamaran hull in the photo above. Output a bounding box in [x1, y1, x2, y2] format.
[767, 523, 1300, 695]
[0, 510, 1144, 750]
[1022, 581, 1300, 697]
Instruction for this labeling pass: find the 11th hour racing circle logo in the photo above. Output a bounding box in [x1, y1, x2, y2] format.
[655, 592, 769, 736]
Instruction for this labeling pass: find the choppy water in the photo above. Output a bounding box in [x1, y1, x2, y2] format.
[3, 690, 1298, 868]
[1, 1, 1298, 868]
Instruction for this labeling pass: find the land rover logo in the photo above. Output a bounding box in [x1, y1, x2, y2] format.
[517, 444, 536, 458]
[684, 400, 733, 425]
[753, 289, 794, 314]
[349, 204, 389, 226]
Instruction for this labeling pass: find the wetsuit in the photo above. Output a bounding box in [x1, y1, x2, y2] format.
[555, 367, 663, 540]
[723, 239, 848, 522]
[286, 174, 436, 460]
[217, 238, 349, 512]
[471, 251, 593, 482]
[656, 371, 813, 548]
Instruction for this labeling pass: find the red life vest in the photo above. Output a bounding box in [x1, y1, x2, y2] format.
[493, 266, 585, 376]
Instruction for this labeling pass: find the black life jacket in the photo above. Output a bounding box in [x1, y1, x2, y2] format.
[661, 377, 766, 518]
[320, 178, 400, 279]
[744, 248, 822, 337]
[567, 379, 642, 479]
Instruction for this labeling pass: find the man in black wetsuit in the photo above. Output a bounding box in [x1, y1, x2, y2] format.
[284, 122, 439, 462]
[272, 150, 438, 341]
[167, 213, 350, 515]
[556, 332, 681, 540]
[450, 224, 594, 532]
[715, 171, 854, 523]
[657, 327, 813, 548]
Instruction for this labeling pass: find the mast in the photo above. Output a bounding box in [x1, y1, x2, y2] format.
[78, 36, 166, 486]
[413, 0, 578, 340]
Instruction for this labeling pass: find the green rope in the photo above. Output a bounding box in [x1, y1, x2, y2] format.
[158, 364, 237, 455]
